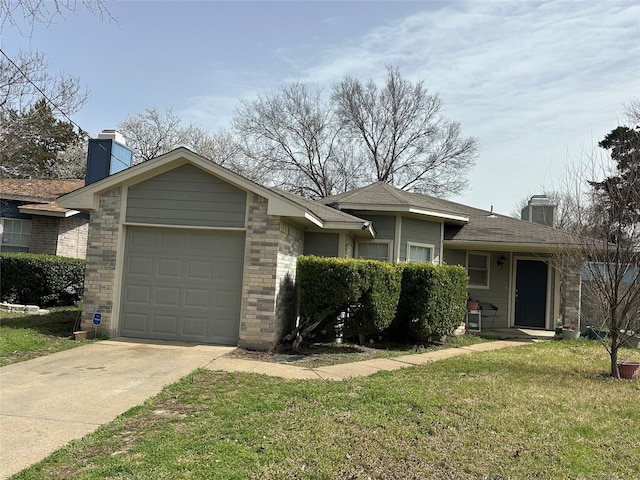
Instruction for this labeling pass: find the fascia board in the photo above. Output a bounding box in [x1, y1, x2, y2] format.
[334, 203, 468, 223]
[17, 207, 79, 218]
[443, 240, 569, 253]
[408, 208, 468, 223]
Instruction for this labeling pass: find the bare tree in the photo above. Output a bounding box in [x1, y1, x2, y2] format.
[0, 50, 89, 117]
[49, 139, 87, 179]
[233, 82, 361, 198]
[623, 97, 640, 127]
[1, 0, 111, 33]
[117, 107, 243, 168]
[332, 66, 478, 196]
[553, 123, 640, 378]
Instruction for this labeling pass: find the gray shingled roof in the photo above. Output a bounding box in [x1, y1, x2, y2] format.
[272, 188, 368, 225]
[321, 182, 469, 219]
[321, 181, 580, 249]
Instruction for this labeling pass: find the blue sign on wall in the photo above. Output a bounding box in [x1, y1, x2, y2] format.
[92, 313, 102, 326]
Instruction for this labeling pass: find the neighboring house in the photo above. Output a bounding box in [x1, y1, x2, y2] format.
[58, 148, 581, 349]
[0, 179, 88, 259]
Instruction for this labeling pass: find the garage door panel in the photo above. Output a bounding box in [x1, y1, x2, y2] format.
[127, 257, 154, 276]
[124, 285, 152, 304]
[182, 316, 208, 337]
[155, 286, 181, 306]
[185, 288, 212, 308]
[187, 260, 215, 281]
[152, 314, 180, 335]
[121, 312, 148, 333]
[159, 231, 186, 250]
[121, 227, 244, 345]
[157, 258, 184, 279]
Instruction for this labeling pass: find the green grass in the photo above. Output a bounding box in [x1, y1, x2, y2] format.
[13, 340, 640, 480]
[0, 306, 84, 366]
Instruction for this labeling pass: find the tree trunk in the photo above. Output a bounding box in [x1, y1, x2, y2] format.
[610, 329, 619, 378]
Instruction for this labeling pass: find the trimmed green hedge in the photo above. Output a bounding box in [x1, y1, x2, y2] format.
[0, 253, 85, 306]
[396, 263, 468, 341]
[347, 260, 402, 337]
[297, 256, 466, 343]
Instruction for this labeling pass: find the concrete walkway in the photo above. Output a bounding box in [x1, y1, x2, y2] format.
[0, 338, 529, 479]
[207, 340, 530, 380]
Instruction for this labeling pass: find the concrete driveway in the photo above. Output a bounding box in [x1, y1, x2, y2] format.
[0, 339, 234, 479]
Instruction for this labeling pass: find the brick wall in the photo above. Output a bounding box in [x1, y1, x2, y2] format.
[275, 222, 304, 341]
[56, 216, 89, 259]
[79, 187, 121, 335]
[29, 217, 59, 255]
[238, 193, 281, 350]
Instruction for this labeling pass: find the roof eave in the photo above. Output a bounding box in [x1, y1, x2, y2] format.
[331, 203, 468, 223]
[443, 240, 575, 253]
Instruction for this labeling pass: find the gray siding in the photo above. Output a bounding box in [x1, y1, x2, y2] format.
[303, 232, 339, 257]
[444, 248, 511, 328]
[353, 213, 396, 240]
[126, 164, 247, 227]
[399, 216, 442, 262]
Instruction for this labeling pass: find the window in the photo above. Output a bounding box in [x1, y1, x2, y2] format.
[467, 252, 489, 288]
[356, 241, 392, 261]
[407, 242, 434, 263]
[1, 219, 32, 252]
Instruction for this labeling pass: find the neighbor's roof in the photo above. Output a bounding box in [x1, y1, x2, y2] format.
[0, 179, 84, 203]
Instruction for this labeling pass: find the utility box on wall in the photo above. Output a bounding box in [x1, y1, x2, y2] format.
[86, 130, 134, 185]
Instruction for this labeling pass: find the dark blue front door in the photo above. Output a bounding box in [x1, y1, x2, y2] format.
[514, 259, 548, 328]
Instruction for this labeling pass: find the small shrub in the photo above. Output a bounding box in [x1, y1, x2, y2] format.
[0, 253, 85, 306]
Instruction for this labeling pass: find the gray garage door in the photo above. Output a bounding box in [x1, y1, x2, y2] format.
[120, 226, 245, 345]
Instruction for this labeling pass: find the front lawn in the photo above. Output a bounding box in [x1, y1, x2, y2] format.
[14, 341, 640, 479]
[0, 307, 84, 366]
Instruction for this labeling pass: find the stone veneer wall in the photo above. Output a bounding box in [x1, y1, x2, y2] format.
[79, 187, 121, 335]
[561, 266, 582, 328]
[29, 217, 59, 255]
[238, 193, 282, 350]
[275, 222, 304, 341]
[56, 216, 89, 259]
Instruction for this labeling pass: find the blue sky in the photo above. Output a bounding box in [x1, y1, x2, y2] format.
[2, 0, 639, 215]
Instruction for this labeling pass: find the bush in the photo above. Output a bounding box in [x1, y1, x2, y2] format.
[396, 263, 468, 341]
[0, 253, 85, 306]
[346, 260, 402, 337]
[297, 256, 402, 340]
[297, 256, 368, 326]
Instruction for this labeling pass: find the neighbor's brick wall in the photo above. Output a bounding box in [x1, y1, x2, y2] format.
[79, 187, 121, 335]
[275, 222, 304, 341]
[56, 216, 89, 259]
[29, 216, 59, 255]
[238, 193, 281, 350]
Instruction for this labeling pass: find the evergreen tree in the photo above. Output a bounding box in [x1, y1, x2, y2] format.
[0, 99, 81, 178]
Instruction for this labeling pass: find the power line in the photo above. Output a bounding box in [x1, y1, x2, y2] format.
[0, 47, 131, 170]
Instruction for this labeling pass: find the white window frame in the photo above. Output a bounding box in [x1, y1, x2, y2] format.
[0, 218, 32, 252]
[406, 241, 435, 263]
[355, 240, 393, 262]
[467, 251, 490, 289]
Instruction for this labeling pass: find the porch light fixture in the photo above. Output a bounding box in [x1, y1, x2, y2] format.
[497, 255, 506, 269]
